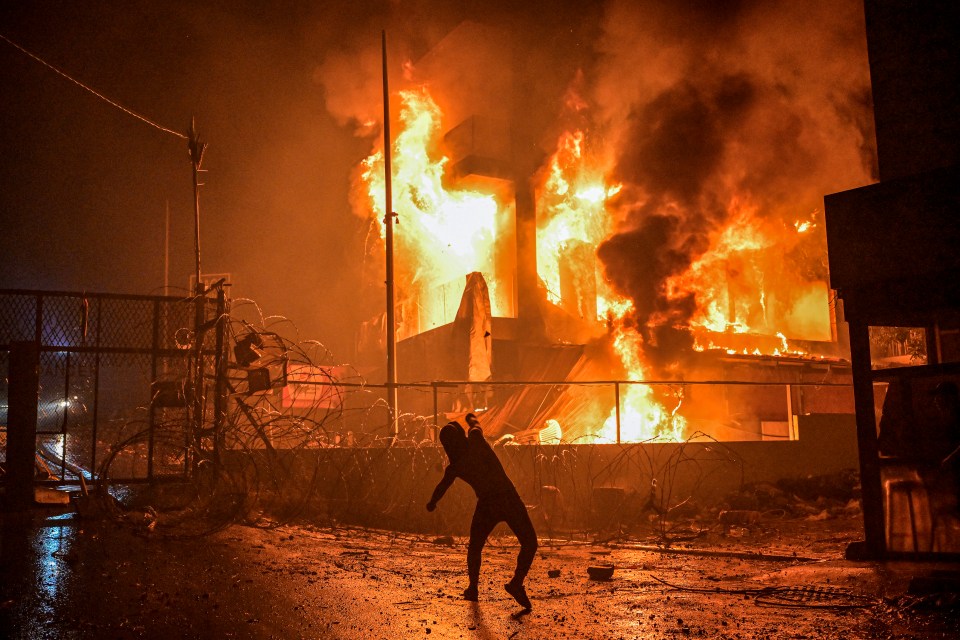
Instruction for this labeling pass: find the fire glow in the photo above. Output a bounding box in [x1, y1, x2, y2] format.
[360, 89, 513, 338]
[533, 128, 686, 442]
[359, 85, 837, 443]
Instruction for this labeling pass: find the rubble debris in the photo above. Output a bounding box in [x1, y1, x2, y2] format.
[587, 565, 615, 581]
[718, 510, 760, 525]
[895, 591, 960, 617]
[721, 470, 861, 520]
[775, 469, 860, 503]
[34, 486, 71, 505]
[718, 509, 760, 535]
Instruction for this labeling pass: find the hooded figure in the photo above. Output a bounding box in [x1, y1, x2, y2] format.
[427, 414, 537, 610]
[439, 421, 468, 464]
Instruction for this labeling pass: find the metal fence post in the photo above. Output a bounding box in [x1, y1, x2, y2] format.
[7, 341, 40, 510]
[615, 382, 621, 444]
[785, 383, 795, 440]
[148, 298, 160, 481]
[60, 351, 71, 479]
[432, 383, 439, 442]
[213, 286, 227, 458]
[90, 297, 102, 480]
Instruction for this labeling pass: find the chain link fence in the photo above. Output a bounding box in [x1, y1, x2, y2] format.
[0, 288, 225, 485]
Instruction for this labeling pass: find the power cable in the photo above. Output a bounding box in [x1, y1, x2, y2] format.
[0, 32, 187, 140]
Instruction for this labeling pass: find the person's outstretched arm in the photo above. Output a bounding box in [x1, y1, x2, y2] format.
[465, 413, 493, 452]
[467, 426, 493, 453]
[427, 465, 457, 511]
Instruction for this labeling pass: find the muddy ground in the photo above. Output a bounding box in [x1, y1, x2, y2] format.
[2, 508, 959, 640]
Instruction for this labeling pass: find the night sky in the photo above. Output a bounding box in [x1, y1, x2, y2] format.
[0, 1, 874, 361]
[1, 1, 403, 358]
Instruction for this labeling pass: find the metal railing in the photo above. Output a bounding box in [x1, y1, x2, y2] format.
[299, 377, 854, 446]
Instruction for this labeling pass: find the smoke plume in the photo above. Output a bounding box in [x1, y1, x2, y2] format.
[591, 0, 876, 370]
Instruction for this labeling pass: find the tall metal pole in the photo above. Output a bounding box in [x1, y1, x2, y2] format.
[188, 118, 207, 445]
[188, 117, 206, 294]
[164, 200, 170, 296]
[382, 31, 399, 442]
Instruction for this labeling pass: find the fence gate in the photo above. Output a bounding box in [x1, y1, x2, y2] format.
[0, 289, 226, 488]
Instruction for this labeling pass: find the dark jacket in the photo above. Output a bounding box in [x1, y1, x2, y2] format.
[432, 423, 519, 502]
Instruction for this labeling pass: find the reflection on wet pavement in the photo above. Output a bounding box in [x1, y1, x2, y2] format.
[1, 512, 77, 639]
[1, 511, 958, 639]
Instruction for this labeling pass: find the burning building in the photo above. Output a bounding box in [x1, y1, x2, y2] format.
[336, 2, 875, 444]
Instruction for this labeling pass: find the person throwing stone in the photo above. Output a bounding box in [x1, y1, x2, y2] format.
[427, 413, 537, 610]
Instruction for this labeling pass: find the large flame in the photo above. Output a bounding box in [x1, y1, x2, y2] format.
[360, 89, 511, 337]
[667, 205, 831, 355]
[535, 130, 617, 312]
[600, 326, 688, 442]
[357, 86, 836, 443]
[535, 128, 686, 442]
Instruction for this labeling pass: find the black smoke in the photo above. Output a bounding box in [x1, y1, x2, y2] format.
[591, 0, 876, 371]
[598, 74, 758, 369]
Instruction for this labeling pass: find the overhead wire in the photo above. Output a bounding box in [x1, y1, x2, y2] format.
[0, 32, 187, 140]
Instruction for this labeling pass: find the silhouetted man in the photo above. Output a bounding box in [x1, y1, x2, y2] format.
[427, 414, 537, 609]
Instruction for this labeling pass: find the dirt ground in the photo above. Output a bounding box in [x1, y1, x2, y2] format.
[2, 506, 960, 640]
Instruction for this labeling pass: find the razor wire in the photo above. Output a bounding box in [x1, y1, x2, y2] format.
[1, 291, 854, 542]
[89, 291, 758, 542]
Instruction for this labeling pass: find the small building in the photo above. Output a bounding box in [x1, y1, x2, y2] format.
[825, 0, 960, 558]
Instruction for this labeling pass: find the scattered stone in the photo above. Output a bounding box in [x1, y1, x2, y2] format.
[587, 565, 615, 581]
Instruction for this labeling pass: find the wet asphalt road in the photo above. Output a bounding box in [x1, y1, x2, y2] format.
[2, 510, 959, 639]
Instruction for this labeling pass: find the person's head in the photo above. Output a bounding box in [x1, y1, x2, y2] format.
[439, 421, 467, 462]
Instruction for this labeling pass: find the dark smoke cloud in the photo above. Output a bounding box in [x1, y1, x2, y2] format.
[598, 73, 759, 369]
[592, 0, 875, 370]
[598, 74, 757, 365]
[616, 75, 757, 211]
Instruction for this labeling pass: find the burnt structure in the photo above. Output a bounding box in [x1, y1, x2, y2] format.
[394, 22, 583, 426]
[825, 0, 960, 558]
[388, 20, 855, 442]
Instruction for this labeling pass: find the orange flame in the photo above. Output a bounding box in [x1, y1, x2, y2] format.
[356, 86, 835, 442]
[535, 130, 626, 320]
[535, 129, 686, 442]
[665, 205, 829, 353]
[360, 88, 513, 336]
